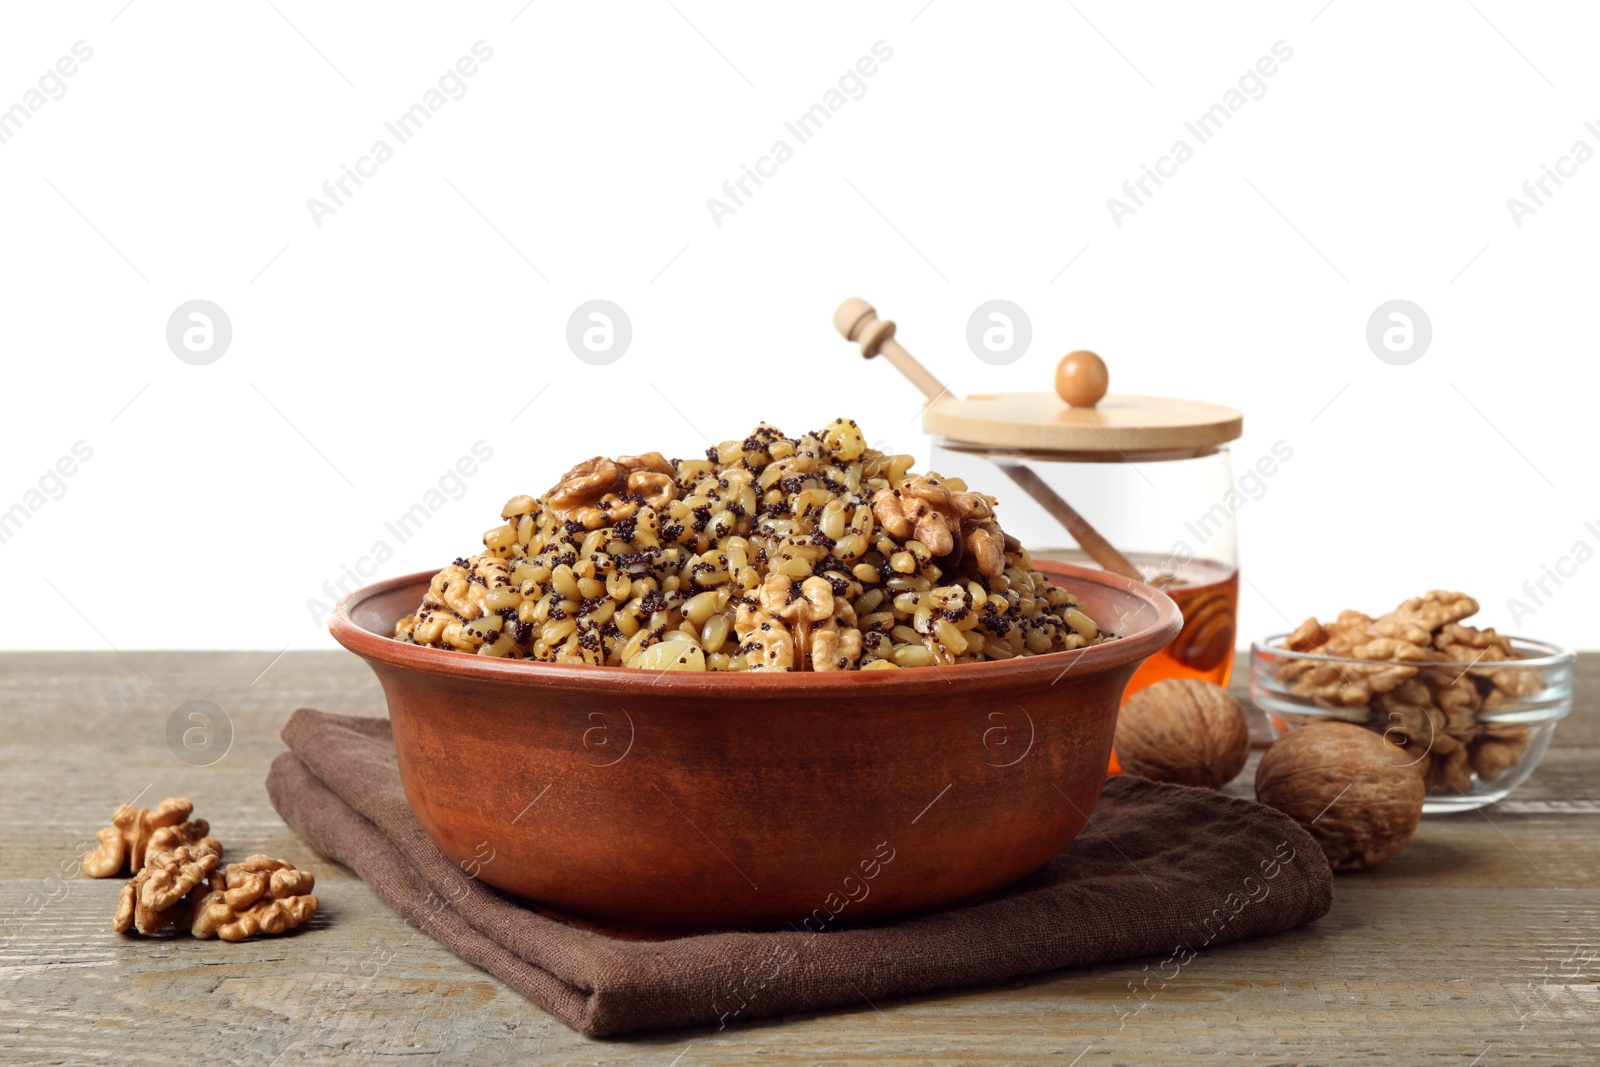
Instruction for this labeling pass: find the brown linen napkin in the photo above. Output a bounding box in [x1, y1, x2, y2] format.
[266, 708, 1332, 1038]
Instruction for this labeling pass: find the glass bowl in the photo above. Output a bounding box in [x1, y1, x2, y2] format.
[1250, 635, 1575, 813]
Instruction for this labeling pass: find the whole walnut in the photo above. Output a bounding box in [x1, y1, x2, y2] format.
[1255, 721, 1425, 873]
[1115, 679, 1250, 790]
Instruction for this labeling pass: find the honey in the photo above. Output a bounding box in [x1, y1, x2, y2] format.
[1126, 557, 1238, 693]
[1037, 551, 1238, 693]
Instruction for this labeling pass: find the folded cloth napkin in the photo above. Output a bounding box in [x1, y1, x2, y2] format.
[266, 708, 1332, 1038]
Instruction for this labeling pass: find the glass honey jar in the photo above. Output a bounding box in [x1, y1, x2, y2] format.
[836, 303, 1245, 696]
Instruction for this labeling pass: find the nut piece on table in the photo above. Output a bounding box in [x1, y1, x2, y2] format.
[190, 856, 319, 941]
[1115, 679, 1250, 790]
[1255, 721, 1425, 873]
[112, 841, 223, 935]
[83, 798, 210, 879]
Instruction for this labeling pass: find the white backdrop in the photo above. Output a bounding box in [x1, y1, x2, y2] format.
[1, 1, 1596, 653]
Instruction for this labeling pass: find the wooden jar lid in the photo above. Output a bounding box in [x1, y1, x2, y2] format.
[830, 300, 1243, 456]
[924, 392, 1243, 455]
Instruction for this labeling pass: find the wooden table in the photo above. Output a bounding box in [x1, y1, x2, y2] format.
[2, 651, 1595, 1065]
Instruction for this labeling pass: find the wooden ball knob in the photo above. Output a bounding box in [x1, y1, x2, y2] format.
[1055, 350, 1108, 407]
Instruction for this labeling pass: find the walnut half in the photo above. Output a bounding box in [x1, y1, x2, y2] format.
[545, 453, 680, 529]
[190, 856, 319, 941]
[84, 798, 210, 879]
[871, 478, 1005, 578]
[112, 841, 223, 936]
[734, 603, 794, 671]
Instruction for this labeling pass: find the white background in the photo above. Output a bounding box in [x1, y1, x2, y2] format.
[1, 0, 1596, 653]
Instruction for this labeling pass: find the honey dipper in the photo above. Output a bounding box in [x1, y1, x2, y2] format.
[833, 298, 1146, 584]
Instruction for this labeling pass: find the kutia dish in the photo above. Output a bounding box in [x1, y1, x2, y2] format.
[330, 558, 1181, 930]
[337, 417, 1184, 928]
[395, 419, 1113, 671]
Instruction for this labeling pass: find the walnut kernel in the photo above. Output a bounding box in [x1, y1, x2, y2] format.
[112, 841, 223, 936]
[190, 856, 319, 941]
[84, 797, 209, 879]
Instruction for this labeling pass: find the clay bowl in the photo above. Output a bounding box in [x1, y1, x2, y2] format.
[330, 560, 1180, 932]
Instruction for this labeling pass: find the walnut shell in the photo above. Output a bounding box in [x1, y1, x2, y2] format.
[1115, 679, 1250, 790]
[1255, 721, 1424, 873]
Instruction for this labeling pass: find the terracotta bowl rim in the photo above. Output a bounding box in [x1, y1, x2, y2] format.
[329, 560, 1182, 694]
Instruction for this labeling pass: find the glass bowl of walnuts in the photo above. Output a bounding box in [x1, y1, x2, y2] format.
[1250, 592, 1575, 813]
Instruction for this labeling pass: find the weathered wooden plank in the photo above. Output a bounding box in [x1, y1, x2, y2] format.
[1, 651, 1595, 1065]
